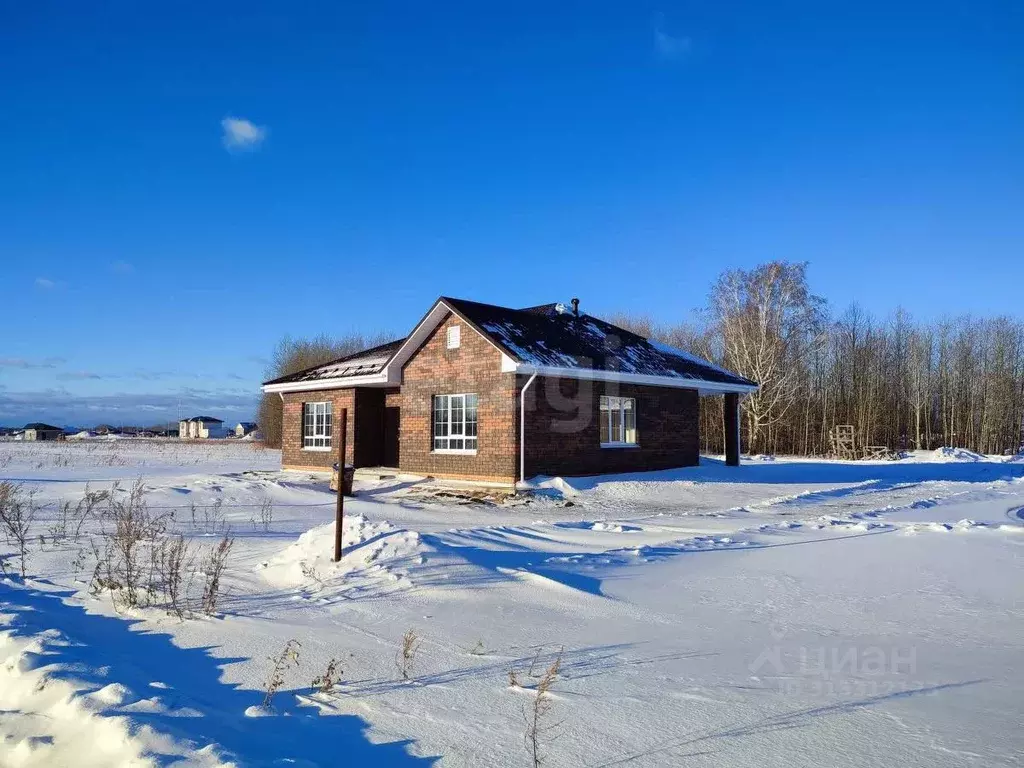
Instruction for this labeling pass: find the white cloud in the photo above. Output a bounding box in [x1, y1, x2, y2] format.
[221, 117, 267, 152]
[35, 277, 55, 289]
[654, 15, 691, 60]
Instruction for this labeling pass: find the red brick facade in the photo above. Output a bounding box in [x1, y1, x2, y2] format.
[398, 312, 518, 483]
[520, 375, 699, 478]
[281, 388, 355, 470]
[280, 315, 701, 483]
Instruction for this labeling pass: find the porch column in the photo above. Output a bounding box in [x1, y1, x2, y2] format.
[724, 392, 741, 467]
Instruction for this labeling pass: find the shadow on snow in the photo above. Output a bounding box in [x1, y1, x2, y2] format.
[0, 581, 437, 767]
[552, 456, 1024, 492]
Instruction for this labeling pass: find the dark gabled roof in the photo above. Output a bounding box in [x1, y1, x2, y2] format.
[261, 298, 755, 391]
[441, 297, 756, 388]
[182, 416, 223, 423]
[262, 339, 406, 386]
[25, 422, 62, 431]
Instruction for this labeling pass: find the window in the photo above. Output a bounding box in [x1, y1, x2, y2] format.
[302, 401, 332, 450]
[446, 325, 461, 349]
[600, 396, 637, 447]
[433, 393, 478, 452]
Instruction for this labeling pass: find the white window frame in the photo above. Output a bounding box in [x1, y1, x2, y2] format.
[600, 395, 638, 448]
[446, 325, 461, 349]
[432, 393, 478, 454]
[302, 401, 332, 451]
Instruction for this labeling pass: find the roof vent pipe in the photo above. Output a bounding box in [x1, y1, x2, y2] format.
[571, 297, 579, 317]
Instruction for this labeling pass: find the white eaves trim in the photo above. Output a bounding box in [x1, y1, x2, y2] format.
[379, 299, 511, 381]
[262, 371, 390, 394]
[513, 364, 758, 395]
[263, 299, 511, 395]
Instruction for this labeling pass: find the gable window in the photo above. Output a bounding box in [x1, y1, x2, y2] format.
[600, 396, 637, 447]
[302, 401, 332, 450]
[433, 393, 477, 453]
[446, 325, 461, 349]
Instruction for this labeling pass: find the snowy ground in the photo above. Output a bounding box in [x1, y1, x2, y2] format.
[1, 439, 1022, 767]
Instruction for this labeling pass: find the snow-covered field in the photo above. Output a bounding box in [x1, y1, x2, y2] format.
[1, 439, 1022, 767]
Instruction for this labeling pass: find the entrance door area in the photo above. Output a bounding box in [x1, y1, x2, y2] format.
[383, 406, 400, 468]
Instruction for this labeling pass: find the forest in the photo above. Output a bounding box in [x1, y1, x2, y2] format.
[628, 262, 1024, 457]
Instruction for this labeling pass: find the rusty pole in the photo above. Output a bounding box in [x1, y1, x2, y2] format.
[334, 407, 348, 562]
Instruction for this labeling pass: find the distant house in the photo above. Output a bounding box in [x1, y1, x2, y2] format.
[179, 416, 227, 439]
[23, 423, 64, 441]
[94, 424, 121, 436]
[261, 296, 757, 486]
[235, 421, 258, 437]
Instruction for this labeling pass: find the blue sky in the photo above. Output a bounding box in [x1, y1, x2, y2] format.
[1, 1, 1021, 426]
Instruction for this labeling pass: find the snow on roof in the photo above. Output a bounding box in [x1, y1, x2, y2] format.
[443, 297, 755, 387]
[262, 298, 755, 390]
[646, 338, 742, 379]
[263, 339, 406, 386]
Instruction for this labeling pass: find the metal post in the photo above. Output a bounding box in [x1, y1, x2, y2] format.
[334, 407, 348, 562]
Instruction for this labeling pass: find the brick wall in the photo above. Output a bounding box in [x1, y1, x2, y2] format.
[522, 375, 699, 477]
[281, 389, 355, 470]
[278, 324, 699, 482]
[400, 312, 518, 483]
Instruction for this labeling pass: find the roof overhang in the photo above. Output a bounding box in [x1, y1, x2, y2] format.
[261, 371, 391, 394]
[513, 364, 759, 395]
[260, 296, 757, 396]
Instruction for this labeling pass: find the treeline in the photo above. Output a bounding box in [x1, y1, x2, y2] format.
[621, 262, 1024, 457]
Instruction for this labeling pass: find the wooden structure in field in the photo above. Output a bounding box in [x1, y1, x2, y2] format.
[829, 424, 857, 460]
[829, 424, 894, 460]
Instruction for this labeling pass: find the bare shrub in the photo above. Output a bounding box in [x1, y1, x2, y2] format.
[468, 639, 488, 656]
[0, 481, 37, 577]
[397, 628, 421, 680]
[153, 534, 195, 619]
[48, 484, 100, 545]
[89, 536, 115, 595]
[201, 533, 234, 615]
[524, 650, 563, 768]
[254, 496, 274, 532]
[311, 657, 342, 694]
[191, 498, 226, 535]
[262, 639, 301, 710]
[48, 500, 74, 544]
[103, 479, 170, 608]
[299, 560, 324, 591]
[71, 547, 88, 582]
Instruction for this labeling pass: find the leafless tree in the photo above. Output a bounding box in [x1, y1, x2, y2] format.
[257, 333, 392, 447]
[709, 261, 826, 453]
[611, 262, 1024, 458]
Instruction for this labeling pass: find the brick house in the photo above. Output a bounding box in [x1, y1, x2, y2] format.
[262, 297, 757, 486]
